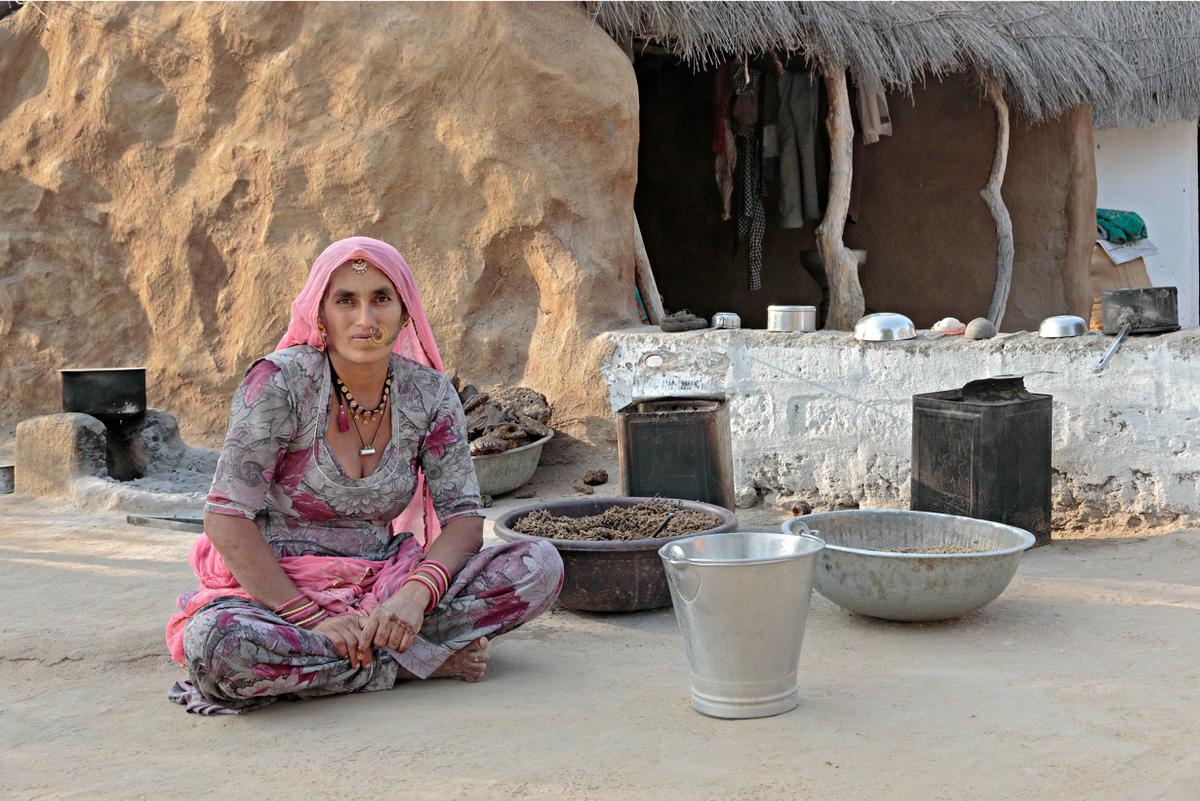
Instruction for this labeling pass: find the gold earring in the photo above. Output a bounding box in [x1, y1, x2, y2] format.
[316, 323, 326, 333]
[401, 318, 411, 331]
[368, 323, 389, 348]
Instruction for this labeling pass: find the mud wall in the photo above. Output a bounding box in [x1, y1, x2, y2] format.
[635, 67, 1095, 332]
[0, 2, 641, 453]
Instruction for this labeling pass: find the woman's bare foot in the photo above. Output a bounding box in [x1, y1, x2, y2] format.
[429, 637, 489, 682]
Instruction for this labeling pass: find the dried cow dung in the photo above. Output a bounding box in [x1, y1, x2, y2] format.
[459, 382, 554, 454]
[582, 469, 608, 486]
[470, 435, 507, 456]
[490, 386, 551, 424]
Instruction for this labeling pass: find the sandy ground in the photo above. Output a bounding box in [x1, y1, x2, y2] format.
[2, 460, 1199, 801]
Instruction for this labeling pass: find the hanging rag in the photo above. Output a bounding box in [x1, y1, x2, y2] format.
[731, 66, 765, 290]
[713, 63, 737, 221]
[857, 77, 892, 144]
[1096, 209, 1147, 244]
[777, 69, 822, 226]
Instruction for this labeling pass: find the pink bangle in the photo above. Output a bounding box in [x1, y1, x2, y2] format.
[294, 608, 329, 629]
[422, 560, 453, 592]
[403, 573, 442, 614]
[281, 601, 317, 624]
[273, 594, 308, 615]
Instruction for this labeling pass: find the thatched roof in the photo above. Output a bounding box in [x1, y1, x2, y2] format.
[1080, 2, 1200, 128]
[589, 1, 1141, 122]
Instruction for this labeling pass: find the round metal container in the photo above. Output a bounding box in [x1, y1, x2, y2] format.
[493, 497, 738, 612]
[711, 312, 741, 329]
[471, 432, 552, 496]
[1038, 315, 1088, 338]
[660, 523, 825, 718]
[767, 305, 817, 332]
[782, 510, 1034, 621]
[853, 312, 916, 341]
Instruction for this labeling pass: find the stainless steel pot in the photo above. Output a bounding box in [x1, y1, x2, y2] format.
[711, 312, 741, 329]
[767, 305, 816, 332]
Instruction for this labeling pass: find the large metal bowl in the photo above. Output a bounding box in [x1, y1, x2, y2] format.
[1038, 315, 1088, 338]
[494, 496, 738, 612]
[853, 312, 916, 342]
[471, 432, 552, 496]
[782, 510, 1034, 621]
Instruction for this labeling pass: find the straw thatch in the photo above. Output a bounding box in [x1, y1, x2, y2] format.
[1077, 2, 1200, 128]
[588, 1, 1140, 122]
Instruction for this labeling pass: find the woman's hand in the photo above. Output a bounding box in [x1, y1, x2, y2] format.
[356, 582, 430, 663]
[312, 614, 370, 668]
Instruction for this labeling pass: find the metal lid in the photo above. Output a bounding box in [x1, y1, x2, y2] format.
[768, 305, 816, 312]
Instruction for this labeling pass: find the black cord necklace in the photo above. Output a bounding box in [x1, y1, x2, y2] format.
[328, 358, 392, 457]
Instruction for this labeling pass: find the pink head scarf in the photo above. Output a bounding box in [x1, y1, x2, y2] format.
[276, 236, 447, 547]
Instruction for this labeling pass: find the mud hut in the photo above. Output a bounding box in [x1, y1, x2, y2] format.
[0, 1, 1154, 462]
[591, 1, 1140, 332]
[1085, 2, 1200, 328]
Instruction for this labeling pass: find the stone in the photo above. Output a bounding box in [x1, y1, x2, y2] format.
[15, 413, 108, 497]
[582, 469, 608, 486]
[965, 317, 998, 339]
[734, 487, 758, 508]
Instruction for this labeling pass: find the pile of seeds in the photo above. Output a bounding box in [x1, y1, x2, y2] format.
[882, 545, 981, 554]
[513, 501, 721, 542]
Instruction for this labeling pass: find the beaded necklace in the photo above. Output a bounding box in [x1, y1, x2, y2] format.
[328, 358, 392, 457]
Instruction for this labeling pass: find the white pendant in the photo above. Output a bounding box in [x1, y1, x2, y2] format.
[359, 447, 376, 456]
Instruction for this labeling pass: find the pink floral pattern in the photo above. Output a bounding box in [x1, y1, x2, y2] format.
[203, 346, 483, 561]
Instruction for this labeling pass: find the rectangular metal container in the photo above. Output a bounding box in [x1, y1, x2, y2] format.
[911, 376, 1052, 546]
[616, 396, 735, 511]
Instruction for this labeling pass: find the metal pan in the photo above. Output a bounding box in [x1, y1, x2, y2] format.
[1093, 287, 1179, 373]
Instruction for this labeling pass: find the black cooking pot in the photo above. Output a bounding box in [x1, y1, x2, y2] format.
[60, 368, 147, 420]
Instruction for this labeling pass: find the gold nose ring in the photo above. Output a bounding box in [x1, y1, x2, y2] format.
[368, 323, 389, 348]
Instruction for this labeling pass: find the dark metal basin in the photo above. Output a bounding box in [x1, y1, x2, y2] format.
[493, 496, 738, 612]
[60, 368, 147, 421]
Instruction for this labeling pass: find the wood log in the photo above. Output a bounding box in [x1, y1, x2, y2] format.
[981, 82, 1014, 330]
[633, 213, 666, 325]
[815, 70, 864, 331]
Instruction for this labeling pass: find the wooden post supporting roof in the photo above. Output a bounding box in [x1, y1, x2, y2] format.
[815, 70, 865, 331]
[981, 82, 1014, 330]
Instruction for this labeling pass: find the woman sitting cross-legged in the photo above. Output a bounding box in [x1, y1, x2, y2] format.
[165, 236, 563, 714]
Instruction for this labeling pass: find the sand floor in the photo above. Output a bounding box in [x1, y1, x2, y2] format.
[1, 461, 1198, 800]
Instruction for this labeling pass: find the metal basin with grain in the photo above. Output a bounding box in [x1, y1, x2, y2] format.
[782, 510, 1034, 621]
[494, 496, 737, 612]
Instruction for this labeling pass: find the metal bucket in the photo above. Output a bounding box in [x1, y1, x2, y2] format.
[659, 524, 825, 719]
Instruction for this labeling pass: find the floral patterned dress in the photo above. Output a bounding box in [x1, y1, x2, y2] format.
[166, 346, 563, 715]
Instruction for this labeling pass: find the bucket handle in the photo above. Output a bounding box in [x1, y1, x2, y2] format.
[664, 545, 701, 603]
[788, 520, 819, 539]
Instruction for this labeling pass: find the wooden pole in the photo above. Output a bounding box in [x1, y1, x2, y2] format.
[981, 82, 1014, 330]
[633, 213, 666, 325]
[815, 70, 865, 331]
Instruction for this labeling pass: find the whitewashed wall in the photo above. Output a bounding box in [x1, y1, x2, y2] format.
[1095, 120, 1199, 328]
[601, 329, 1200, 531]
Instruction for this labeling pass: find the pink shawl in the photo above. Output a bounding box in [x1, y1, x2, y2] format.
[276, 236, 446, 549]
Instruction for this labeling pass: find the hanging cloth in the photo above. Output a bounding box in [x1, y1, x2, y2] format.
[713, 62, 737, 221]
[857, 77, 892, 144]
[731, 66, 765, 291]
